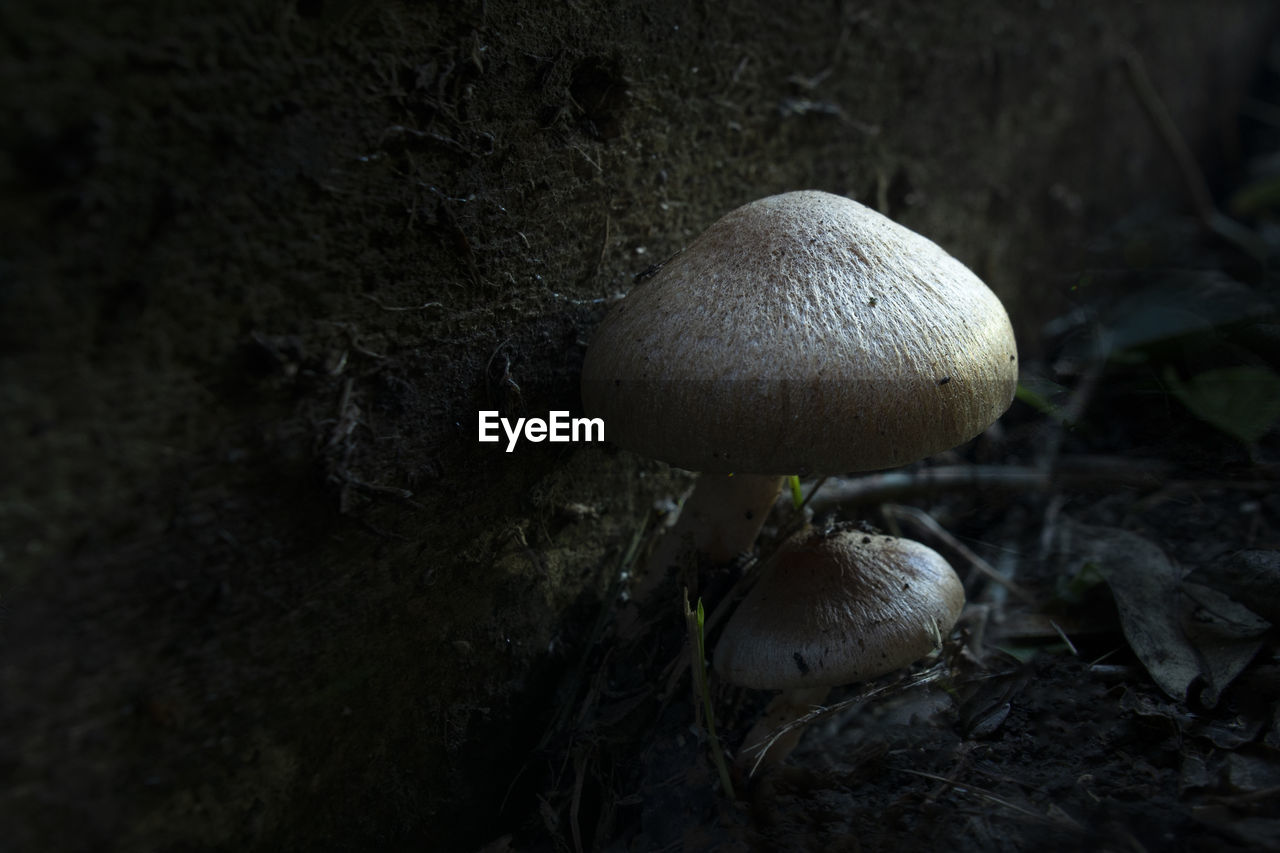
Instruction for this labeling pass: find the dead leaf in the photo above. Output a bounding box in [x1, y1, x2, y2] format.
[1054, 518, 1269, 706]
[1119, 684, 1265, 749]
[1181, 581, 1272, 707]
[1186, 550, 1280, 624]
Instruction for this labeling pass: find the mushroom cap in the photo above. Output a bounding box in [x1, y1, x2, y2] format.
[580, 190, 1018, 475]
[712, 527, 965, 690]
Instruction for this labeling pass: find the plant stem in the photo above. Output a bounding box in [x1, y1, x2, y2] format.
[787, 474, 803, 509]
[685, 590, 735, 799]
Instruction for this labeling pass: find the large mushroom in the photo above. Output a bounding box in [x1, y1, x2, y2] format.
[713, 526, 964, 770]
[581, 190, 1018, 602]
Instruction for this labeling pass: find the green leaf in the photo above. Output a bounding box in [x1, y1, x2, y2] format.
[1229, 172, 1280, 217]
[1164, 365, 1280, 445]
[1015, 379, 1066, 419]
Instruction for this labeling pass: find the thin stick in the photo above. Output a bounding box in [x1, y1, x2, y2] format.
[799, 475, 829, 512]
[1048, 620, 1080, 657]
[360, 293, 443, 311]
[742, 666, 948, 777]
[896, 768, 1083, 828]
[1035, 334, 1108, 471]
[539, 515, 649, 748]
[882, 504, 1035, 604]
[570, 751, 587, 853]
[1119, 42, 1267, 263]
[805, 458, 1176, 512]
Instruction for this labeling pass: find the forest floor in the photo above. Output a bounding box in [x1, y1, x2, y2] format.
[4, 6, 1279, 851]
[511, 43, 1280, 853]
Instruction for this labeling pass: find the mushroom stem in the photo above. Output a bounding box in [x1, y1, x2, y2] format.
[736, 686, 831, 774]
[619, 474, 783, 636]
[672, 473, 786, 564]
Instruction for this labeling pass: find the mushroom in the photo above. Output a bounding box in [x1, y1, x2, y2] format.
[713, 525, 964, 770]
[581, 190, 1017, 605]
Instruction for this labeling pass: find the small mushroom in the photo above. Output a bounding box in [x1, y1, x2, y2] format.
[581, 190, 1017, 606]
[713, 526, 964, 770]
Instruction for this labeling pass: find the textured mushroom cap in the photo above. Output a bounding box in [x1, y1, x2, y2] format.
[580, 190, 1018, 474]
[712, 528, 964, 690]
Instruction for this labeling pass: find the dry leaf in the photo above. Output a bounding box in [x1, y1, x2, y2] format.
[1187, 549, 1280, 624]
[1054, 518, 1269, 706]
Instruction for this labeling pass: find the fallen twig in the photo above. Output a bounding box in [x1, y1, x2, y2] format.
[742, 665, 948, 778]
[1119, 41, 1268, 263]
[805, 457, 1174, 511]
[896, 768, 1085, 829]
[360, 293, 444, 311]
[882, 503, 1034, 604]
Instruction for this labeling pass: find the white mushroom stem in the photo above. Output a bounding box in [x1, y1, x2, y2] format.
[617, 474, 783, 637]
[666, 473, 785, 564]
[736, 685, 830, 774]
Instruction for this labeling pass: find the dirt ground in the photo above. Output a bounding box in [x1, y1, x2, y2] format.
[2, 1, 1280, 851]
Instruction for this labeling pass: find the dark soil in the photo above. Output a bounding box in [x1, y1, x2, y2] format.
[2, 1, 1280, 851]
